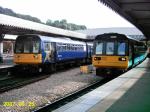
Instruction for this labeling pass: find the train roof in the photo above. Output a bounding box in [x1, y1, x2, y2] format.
[95, 33, 140, 42]
[16, 34, 86, 45]
[40, 35, 86, 45]
[86, 42, 93, 46]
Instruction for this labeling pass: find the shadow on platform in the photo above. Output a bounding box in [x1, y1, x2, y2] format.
[106, 59, 150, 112]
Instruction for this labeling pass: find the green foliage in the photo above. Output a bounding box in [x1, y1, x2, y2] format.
[0, 6, 87, 30]
[0, 6, 42, 23]
[46, 19, 87, 30]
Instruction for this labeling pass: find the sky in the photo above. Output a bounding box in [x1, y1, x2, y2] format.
[0, 0, 135, 28]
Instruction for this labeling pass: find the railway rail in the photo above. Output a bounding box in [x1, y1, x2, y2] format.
[0, 72, 50, 93]
[0, 64, 89, 93]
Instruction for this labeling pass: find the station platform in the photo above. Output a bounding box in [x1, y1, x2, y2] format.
[53, 58, 150, 112]
[0, 57, 14, 69]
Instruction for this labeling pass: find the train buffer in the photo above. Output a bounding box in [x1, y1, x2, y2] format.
[80, 65, 95, 74]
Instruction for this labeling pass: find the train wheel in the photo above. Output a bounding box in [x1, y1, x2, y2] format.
[42, 64, 50, 74]
[51, 64, 56, 72]
[10, 66, 20, 75]
[10, 67, 17, 75]
[38, 67, 42, 73]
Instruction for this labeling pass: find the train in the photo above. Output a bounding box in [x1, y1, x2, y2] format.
[92, 33, 148, 76]
[147, 41, 150, 58]
[13, 34, 93, 73]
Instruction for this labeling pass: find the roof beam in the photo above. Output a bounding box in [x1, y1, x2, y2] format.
[122, 3, 150, 11]
[99, 0, 139, 27]
[137, 18, 150, 24]
[120, 0, 150, 3]
[99, 0, 150, 40]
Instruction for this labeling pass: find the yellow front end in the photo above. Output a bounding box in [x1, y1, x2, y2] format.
[14, 54, 42, 64]
[92, 55, 129, 69]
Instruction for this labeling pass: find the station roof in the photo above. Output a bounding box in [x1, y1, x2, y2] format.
[0, 14, 87, 40]
[99, 0, 150, 40]
[78, 27, 145, 40]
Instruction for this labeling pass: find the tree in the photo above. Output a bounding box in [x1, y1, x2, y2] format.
[60, 19, 67, 29]
[45, 19, 87, 30]
[46, 19, 53, 26]
[0, 6, 42, 23]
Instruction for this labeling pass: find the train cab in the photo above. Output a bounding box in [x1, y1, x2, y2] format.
[93, 34, 128, 70]
[92, 33, 147, 75]
[14, 35, 42, 64]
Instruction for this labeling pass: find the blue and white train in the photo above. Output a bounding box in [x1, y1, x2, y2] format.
[13, 34, 93, 73]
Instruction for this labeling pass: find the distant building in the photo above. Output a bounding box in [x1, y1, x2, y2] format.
[77, 27, 145, 40]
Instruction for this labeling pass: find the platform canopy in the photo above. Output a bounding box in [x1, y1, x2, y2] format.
[99, 0, 150, 40]
[0, 14, 87, 40]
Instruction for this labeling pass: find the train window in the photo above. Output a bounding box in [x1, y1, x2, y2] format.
[63, 44, 66, 51]
[95, 42, 103, 54]
[77, 45, 80, 51]
[69, 44, 71, 51]
[33, 41, 40, 53]
[24, 40, 30, 53]
[81, 46, 83, 51]
[65, 44, 67, 51]
[70, 44, 72, 51]
[106, 42, 114, 55]
[78, 46, 80, 51]
[57, 43, 60, 51]
[72, 45, 75, 51]
[44, 42, 51, 51]
[118, 42, 126, 55]
[80, 45, 82, 51]
[74, 45, 77, 51]
[15, 42, 23, 53]
[67, 44, 69, 51]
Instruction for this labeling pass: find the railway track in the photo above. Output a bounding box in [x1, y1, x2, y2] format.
[0, 65, 122, 112]
[33, 75, 117, 112]
[0, 74, 50, 93]
[0, 67, 51, 93]
[0, 64, 88, 93]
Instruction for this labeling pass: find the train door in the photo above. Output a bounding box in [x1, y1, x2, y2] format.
[51, 42, 56, 62]
[44, 42, 55, 62]
[129, 43, 134, 67]
[88, 45, 91, 58]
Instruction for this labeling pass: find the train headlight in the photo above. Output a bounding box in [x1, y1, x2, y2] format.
[16, 55, 20, 58]
[94, 57, 101, 60]
[119, 57, 126, 61]
[33, 54, 38, 59]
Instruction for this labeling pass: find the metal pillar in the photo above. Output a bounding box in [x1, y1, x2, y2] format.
[0, 34, 4, 63]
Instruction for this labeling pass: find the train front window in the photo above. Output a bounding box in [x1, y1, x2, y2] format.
[24, 40, 30, 53]
[95, 42, 103, 54]
[118, 42, 126, 55]
[33, 41, 40, 53]
[15, 41, 23, 53]
[106, 42, 114, 55]
[15, 36, 40, 53]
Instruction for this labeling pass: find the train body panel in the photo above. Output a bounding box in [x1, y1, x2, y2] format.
[56, 51, 87, 61]
[92, 55, 129, 69]
[14, 54, 42, 64]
